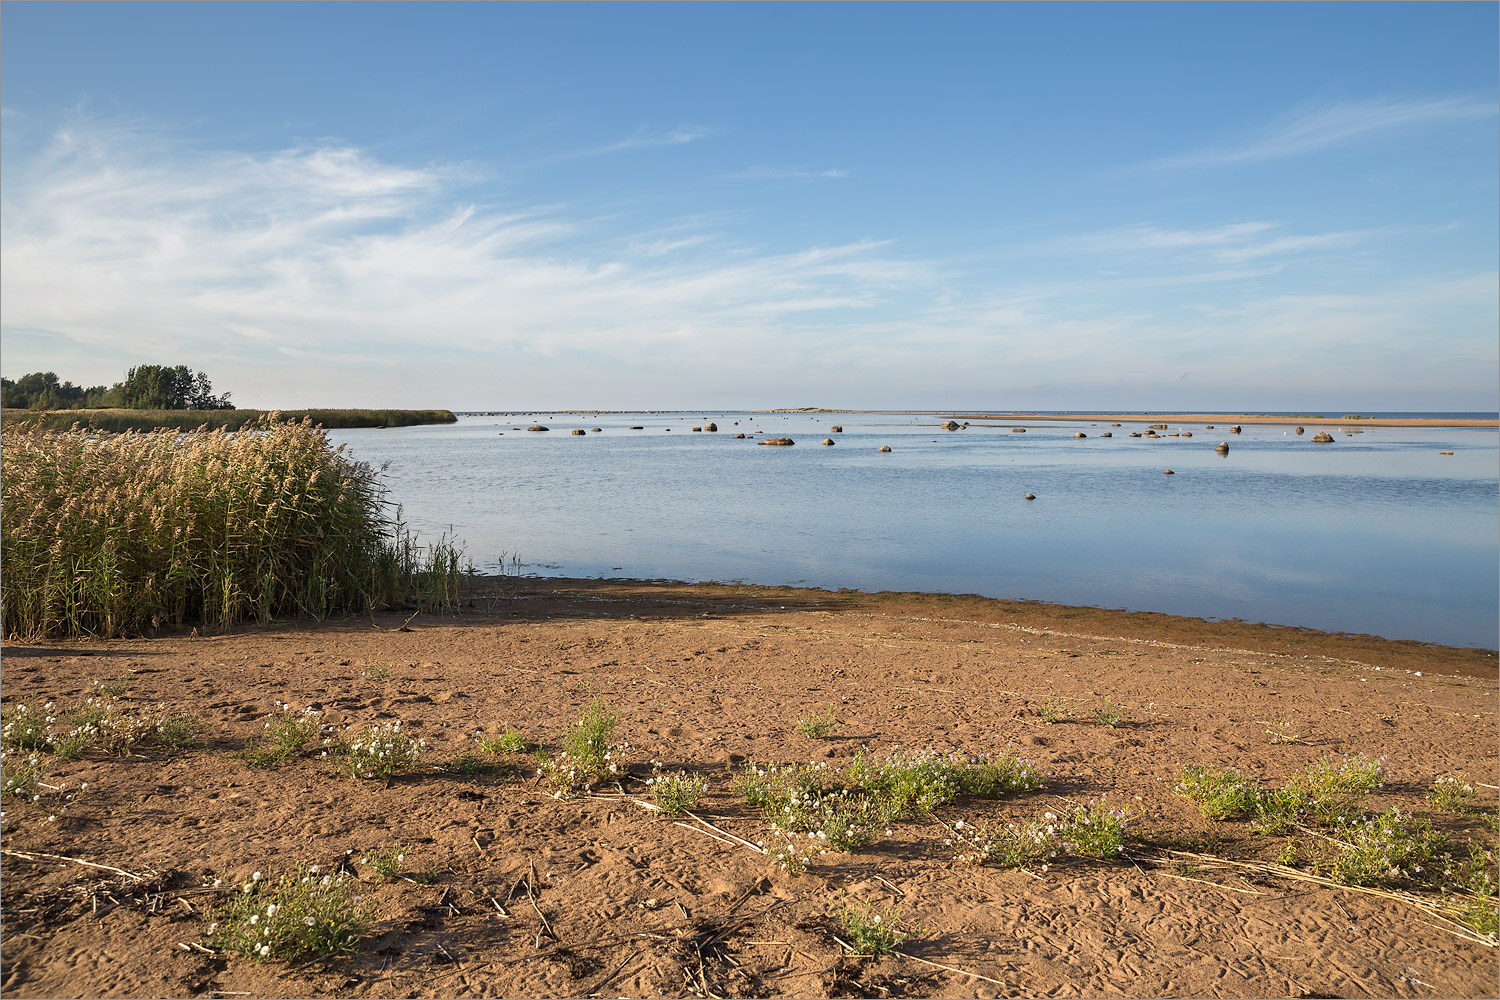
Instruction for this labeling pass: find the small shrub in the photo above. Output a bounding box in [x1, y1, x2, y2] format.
[1250, 785, 1308, 836]
[1304, 754, 1387, 797]
[363, 662, 392, 681]
[795, 706, 838, 739]
[495, 730, 529, 753]
[243, 712, 323, 769]
[1265, 716, 1301, 745]
[645, 764, 708, 817]
[847, 750, 963, 820]
[1091, 698, 1126, 728]
[64, 697, 152, 756]
[1330, 809, 1447, 888]
[1176, 765, 1261, 821]
[1, 704, 53, 751]
[1276, 837, 1300, 867]
[153, 712, 204, 750]
[91, 673, 134, 698]
[1428, 775, 1479, 814]
[951, 817, 1058, 869]
[209, 865, 369, 961]
[344, 722, 427, 782]
[1059, 800, 1129, 860]
[837, 899, 910, 957]
[360, 847, 408, 884]
[538, 697, 626, 793]
[960, 753, 1047, 797]
[1, 752, 44, 799]
[1040, 694, 1070, 724]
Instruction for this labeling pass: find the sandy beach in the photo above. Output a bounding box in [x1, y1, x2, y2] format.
[954, 413, 1499, 429]
[2, 579, 1495, 999]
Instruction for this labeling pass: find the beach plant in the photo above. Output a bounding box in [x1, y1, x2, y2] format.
[846, 750, 964, 819]
[344, 721, 427, 782]
[0, 418, 467, 642]
[362, 662, 392, 681]
[836, 898, 911, 957]
[795, 706, 838, 739]
[243, 711, 324, 769]
[1265, 715, 1301, 745]
[1175, 765, 1262, 821]
[1329, 809, 1447, 889]
[1040, 693, 1070, 724]
[1250, 785, 1309, 836]
[645, 763, 708, 816]
[1, 752, 45, 800]
[1, 703, 53, 751]
[360, 846, 408, 884]
[950, 817, 1059, 870]
[1428, 775, 1479, 814]
[538, 697, 626, 793]
[90, 672, 134, 698]
[1091, 698, 1126, 728]
[494, 730, 530, 754]
[1301, 753, 1387, 827]
[153, 711, 205, 750]
[209, 865, 369, 962]
[959, 753, 1047, 798]
[1058, 800, 1130, 860]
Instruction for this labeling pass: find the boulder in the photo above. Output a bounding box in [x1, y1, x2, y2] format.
[1230, 425, 1242, 434]
[1214, 441, 1230, 453]
[1150, 423, 1168, 430]
[1024, 493, 1036, 500]
[1180, 431, 1192, 438]
[879, 445, 892, 452]
[704, 423, 718, 432]
[590, 428, 602, 433]
[830, 425, 843, 433]
[1312, 431, 1335, 443]
[630, 426, 644, 430]
[571, 429, 586, 435]
[1111, 423, 1122, 427]
[822, 438, 835, 446]
[1130, 432, 1143, 437]
[692, 427, 702, 432]
[1073, 432, 1087, 438]
[1206, 425, 1214, 429]
[733, 433, 746, 439]
[1100, 432, 1112, 438]
[1295, 426, 1304, 435]
[759, 437, 795, 446]
[941, 420, 961, 431]
[1162, 469, 1175, 475]
[1012, 427, 1027, 433]
[1440, 451, 1454, 456]
[527, 425, 549, 432]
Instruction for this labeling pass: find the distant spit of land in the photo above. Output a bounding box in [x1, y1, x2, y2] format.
[955, 412, 1499, 428]
[0, 407, 458, 432]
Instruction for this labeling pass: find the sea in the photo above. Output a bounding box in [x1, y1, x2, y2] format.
[328, 412, 1500, 650]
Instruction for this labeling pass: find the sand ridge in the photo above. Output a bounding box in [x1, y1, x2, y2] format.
[1, 580, 1495, 999]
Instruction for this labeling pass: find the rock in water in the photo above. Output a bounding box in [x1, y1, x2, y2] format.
[733, 433, 746, 439]
[1012, 427, 1027, 433]
[1312, 431, 1335, 443]
[527, 425, 549, 432]
[1073, 432, 1087, 438]
[1024, 493, 1036, 500]
[1163, 469, 1175, 475]
[941, 420, 961, 431]
[704, 422, 718, 432]
[879, 445, 892, 452]
[1230, 425, 1242, 434]
[822, 438, 835, 446]
[1180, 431, 1192, 437]
[830, 425, 843, 433]
[571, 429, 586, 435]
[759, 437, 795, 446]
[1100, 432, 1112, 437]
[1215, 441, 1230, 453]
[1295, 426, 1305, 435]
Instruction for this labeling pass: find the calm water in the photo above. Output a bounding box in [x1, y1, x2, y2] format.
[330, 413, 1500, 649]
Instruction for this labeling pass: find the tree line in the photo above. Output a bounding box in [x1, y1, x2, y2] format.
[1, 365, 234, 411]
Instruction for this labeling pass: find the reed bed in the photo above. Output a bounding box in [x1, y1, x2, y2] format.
[0, 408, 457, 433]
[1, 417, 463, 641]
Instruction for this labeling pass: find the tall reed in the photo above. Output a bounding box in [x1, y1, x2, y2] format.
[2, 416, 463, 641]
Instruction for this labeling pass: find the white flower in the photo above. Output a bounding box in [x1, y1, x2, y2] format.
[249, 915, 259, 925]
[252, 871, 263, 881]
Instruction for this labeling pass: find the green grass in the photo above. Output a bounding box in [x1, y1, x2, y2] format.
[209, 865, 369, 961]
[1175, 765, 1261, 821]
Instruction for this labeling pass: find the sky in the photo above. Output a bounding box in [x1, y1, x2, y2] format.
[2, 3, 1496, 411]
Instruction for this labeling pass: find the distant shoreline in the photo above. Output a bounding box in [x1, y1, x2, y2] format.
[953, 412, 1499, 428]
[0, 407, 458, 432]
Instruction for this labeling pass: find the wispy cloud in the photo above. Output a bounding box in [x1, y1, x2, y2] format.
[725, 166, 848, 181]
[1148, 95, 1496, 169]
[1046, 221, 1359, 266]
[554, 124, 711, 161]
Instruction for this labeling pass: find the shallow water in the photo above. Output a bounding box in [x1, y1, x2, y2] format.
[330, 413, 1500, 649]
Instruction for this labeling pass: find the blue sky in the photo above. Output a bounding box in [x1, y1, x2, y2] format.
[2, 3, 1496, 411]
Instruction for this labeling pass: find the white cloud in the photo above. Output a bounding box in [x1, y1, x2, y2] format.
[726, 166, 849, 181]
[1148, 95, 1496, 170]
